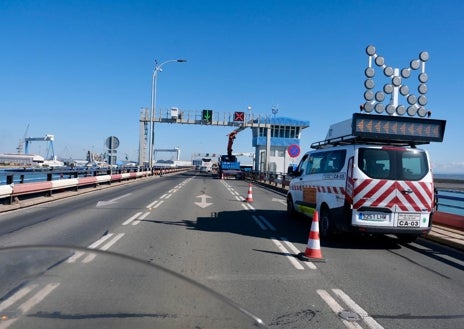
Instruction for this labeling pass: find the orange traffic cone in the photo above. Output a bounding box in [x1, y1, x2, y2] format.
[245, 183, 253, 202]
[298, 211, 325, 262]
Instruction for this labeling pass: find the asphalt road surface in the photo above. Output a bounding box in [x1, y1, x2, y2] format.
[0, 170, 463, 328]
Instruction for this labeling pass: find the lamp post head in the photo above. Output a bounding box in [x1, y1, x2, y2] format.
[177, 59, 187, 63]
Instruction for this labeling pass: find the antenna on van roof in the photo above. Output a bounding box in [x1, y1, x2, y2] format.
[362, 45, 430, 118]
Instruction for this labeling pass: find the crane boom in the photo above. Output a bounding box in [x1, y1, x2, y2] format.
[227, 131, 238, 157]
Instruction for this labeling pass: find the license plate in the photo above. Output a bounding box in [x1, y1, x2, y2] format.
[359, 213, 388, 221]
[397, 213, 421, 227]
[397, 220, 420, 227]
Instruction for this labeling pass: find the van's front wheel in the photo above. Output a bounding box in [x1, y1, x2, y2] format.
[287, 195, 297, 219]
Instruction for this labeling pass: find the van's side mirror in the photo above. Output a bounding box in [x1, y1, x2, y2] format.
[287, 165, 299, 177]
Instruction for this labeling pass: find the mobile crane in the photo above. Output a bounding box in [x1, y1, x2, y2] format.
[217, 130, 242, 179]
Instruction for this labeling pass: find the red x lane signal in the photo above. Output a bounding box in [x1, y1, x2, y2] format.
[234, 111, 245, 122]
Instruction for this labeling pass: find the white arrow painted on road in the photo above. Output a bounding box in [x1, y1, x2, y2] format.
[272, 198, 287, 206]
[195, 194, 213, 208]
[97, 193, 132, 207]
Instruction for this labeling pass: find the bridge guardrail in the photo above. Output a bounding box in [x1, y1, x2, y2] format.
[0, 167, 191, 205]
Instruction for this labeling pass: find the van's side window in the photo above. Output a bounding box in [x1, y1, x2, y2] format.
[325, 150, 346, 172]
[307, 150, 346, 174]
[297, 154, 309, 176]
[308, 153, 324, 174]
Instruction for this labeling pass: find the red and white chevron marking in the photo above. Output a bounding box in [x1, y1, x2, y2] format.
[353, 179, 434, 212]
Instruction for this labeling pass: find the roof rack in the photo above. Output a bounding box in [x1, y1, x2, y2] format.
[311, 113, 446, 150]
[311, 134, 424, 149]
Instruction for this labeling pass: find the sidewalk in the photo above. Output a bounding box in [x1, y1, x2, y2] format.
[426, 225, 464, 251]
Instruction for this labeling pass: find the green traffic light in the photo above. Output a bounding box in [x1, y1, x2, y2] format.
[202, 110, 213, 123]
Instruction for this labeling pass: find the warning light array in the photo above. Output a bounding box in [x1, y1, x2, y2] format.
[363, 45, 430, 118]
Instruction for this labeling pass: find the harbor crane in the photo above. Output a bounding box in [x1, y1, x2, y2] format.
[24, 134, 56, 160]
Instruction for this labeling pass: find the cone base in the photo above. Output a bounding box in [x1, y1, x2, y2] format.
[297, 252, 326, 263]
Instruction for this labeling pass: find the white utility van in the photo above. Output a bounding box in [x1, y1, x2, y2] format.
[287, 113, 446, 243]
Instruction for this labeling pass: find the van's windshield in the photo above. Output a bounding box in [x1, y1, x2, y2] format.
[358, 147, 429, 181]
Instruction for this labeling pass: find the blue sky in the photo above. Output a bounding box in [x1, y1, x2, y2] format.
[1, 0, 463, 173]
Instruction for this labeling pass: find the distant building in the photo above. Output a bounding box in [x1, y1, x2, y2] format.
[252, 117, 310, 173]
[0, 154, 45, 167]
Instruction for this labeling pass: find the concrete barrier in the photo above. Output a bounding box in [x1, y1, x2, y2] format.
[51, 178, 79, 190]
[12, 181, 53, 195]
[433, 211, 464, 230]
[0, 185, 13, 199]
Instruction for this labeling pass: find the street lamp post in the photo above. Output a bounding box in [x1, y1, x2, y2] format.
[149, 59, 187, 170]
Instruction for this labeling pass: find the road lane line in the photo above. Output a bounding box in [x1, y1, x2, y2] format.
[332, 289, 384, 329]
[88, 233, 114, 248]
[68, 233, 119, 263]
[82, 233, 125, 263]
[153, 200, 164, 208]
[146, 200, 160, 209]
[258, 215, 276, 231]
[160, 194, 168, 199]
[18, 283, 60, 313]
[132, 212, 150, 226]
[67, 234, 114, 263]
[100, 233, 125, 250]
[122, 212, 142, 226]
[252, 215, 267, 230]
[317, 289, 362, 329]
[280, 237, 317, 270]
[271, 237, 305, 270]
[0, 284, 59, 329]
[0, 285, 38, 312]
[241, 203, 255, 211]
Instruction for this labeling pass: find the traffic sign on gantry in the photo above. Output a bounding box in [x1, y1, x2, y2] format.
[202, 109, 213, 124]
